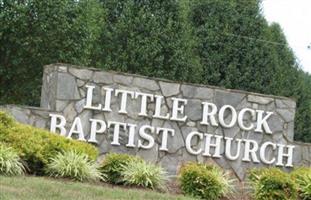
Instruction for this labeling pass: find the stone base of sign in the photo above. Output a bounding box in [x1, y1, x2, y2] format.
[1, 63, 311, 183]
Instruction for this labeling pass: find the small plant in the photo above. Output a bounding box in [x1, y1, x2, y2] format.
[179, 162, 233, 200]
[46, 150, 103, 182]
[0, 143, 24, 176]
[122, 160, 167, 189]
[248, 168, 297, 200]
[100, 153, 142, 184]
[291, 167, 311, 200]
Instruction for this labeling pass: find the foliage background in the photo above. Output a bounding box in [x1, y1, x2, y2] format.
[0, 0, 310, 142]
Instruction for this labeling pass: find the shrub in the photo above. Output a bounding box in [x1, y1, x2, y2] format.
[179, 162, 233, 200]
[248, 168, 297, 200]
[0, 112, 98, 174]
[99, 153, 142, 184]
[0, 143, 25, 176]
[46, 150, 103, 182]
[0, 112, 15, 128]
[291, 167, 311, 200]
[122, 160, 167, 189]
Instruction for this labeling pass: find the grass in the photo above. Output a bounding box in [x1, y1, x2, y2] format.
[0, 176, 195, 200]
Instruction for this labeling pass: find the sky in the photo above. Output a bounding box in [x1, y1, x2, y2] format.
[262, 0, 311, 73]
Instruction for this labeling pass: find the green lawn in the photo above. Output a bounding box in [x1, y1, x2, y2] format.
[0, 176, 195, 200]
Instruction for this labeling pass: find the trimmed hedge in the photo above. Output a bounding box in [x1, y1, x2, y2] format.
[0, 112, 98, 174]
[248, 168, 298, 200]
[291, 168, 311, 200]
[179, 162, 232, 200]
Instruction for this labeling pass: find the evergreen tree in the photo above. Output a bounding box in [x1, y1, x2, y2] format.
[189, 0, 311, 141]
[0, 0, 310, 142]
[0, 0, 104, 105]
[95, 0, 202, 83]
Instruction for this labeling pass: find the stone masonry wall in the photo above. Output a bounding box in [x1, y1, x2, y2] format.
[1, 63, 311, 181]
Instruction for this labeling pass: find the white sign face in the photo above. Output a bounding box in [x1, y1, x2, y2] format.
[49, 85, 295, 167]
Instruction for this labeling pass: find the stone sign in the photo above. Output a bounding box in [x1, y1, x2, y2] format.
[1, 63, 310, 181]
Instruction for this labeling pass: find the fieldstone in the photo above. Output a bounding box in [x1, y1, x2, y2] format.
[195, 122, 208, 133]
[151, 118, 165, 128]
[263, 142, 276, 164]
[272, 132, 283, 142]
[277, 109, 295, 122]
[268, 114, 284, 133]
[275, 136, 287, 145]
[181, 84, 213, 99]
[147, 102, 155, 113]
[58, 66, 67, 72]
[276, 99, 296, 109]
[11, 107, 30, 124]
[91, 86, 101, 105]
[56, 100, 69, 112]
[162, 122, 184, 153]
[197, 153, 205, 163]
[41, 71, 58, 109]
[247, 130, 264, 142]
[158, 104, 169, 118]
[292, 145, 302, 165]
[223, 125, 240, 139]
[137, 145, 158, 163]
[104, 103, 126, 122]
[182, 148, 197, 162]
[125, 95, 140, 119]
[159, 81, 180, 97]
[226, 137, 244, 159]
[159, 154, 182, 175]
[133, 77, 159, 91]
[75, 99, 86, 113]
[185, 99, 202, 121]
[69, 68, 93, 80]
[40, 91, 50, 109]
[252, 103, 259, 109]
[79, 88, 86, 97]
[57, 73, 80, 100]
[28, 115, 36, 126]
[181, 126, 200, 147]
[110, 144, 136, 155]
[266, 101, 275, 111]
[215, 90, 245, 107]
[213, 156, 233, 171]
[32, 109, 50, 118]
[63, 102, 77, 122]
[227, 156, 246, 180]
[186, 121, 196, 127]
[248, 95, 273, 105]
[285, 122, 294, 141]
[44, 65, 57, 74]
[236, 98, 251, 111]
[77, 79, 85, 87]
[78, 110, 92, 138]
[35, 118, 47, 129]
[114, 74, 133, 85]
[98, 138, 110, 154]
[93, 71, 113, 84]
[213, 130, 225, 154]
[308, 147, 311, 162]
[302, 146, 310, 161]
